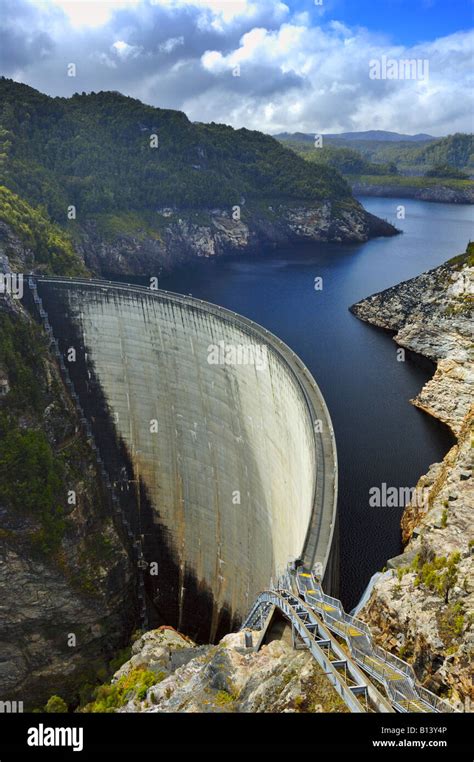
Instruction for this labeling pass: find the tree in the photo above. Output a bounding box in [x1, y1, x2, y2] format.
[439, 552, 461, 604]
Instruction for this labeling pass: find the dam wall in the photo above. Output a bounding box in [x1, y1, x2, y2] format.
[33, 278, 338, 642]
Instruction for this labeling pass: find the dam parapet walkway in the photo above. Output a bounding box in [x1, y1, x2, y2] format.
[242, 564, 455, 714]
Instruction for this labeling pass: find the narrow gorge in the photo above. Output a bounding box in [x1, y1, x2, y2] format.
[351, 243, 473, 710]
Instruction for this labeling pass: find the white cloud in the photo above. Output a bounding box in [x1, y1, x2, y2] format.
[112, 39, 143, 58]
[158, 35, 184, 53]
[3, 1, 473, 136]
[196, 21, 474, 135]
[31, 0, 141, 28]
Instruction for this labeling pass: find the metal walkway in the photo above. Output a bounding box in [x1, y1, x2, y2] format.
[241, 566, 455, 714]
[241, 581, 394, 713]
[293, 568, 455, 714]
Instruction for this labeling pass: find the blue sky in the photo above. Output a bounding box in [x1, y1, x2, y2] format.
[304, 0, 474, 45]
[0, 0, 472, 135]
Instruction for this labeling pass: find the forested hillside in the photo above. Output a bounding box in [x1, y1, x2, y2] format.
[277, 132, 474, 175]
[0, 78, 351, 223]
[0, 79, 397, 275]
[414, 134, 474, 171]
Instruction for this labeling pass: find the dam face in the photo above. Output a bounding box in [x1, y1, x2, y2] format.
[33, 278, 337, 642]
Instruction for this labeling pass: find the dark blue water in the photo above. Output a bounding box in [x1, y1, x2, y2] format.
[159, 198, 473, 609]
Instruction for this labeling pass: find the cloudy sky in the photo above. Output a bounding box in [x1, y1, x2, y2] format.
[1, 0, 473, 136]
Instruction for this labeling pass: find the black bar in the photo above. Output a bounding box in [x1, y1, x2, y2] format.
[0, 711, 471, 757]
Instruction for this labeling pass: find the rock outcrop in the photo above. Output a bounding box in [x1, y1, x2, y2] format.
[0, 220, 37, 274]
[0, 293, 136, 709]
[81, 626, 349, 713]
[76, 202, 397, 276]
[350, 244, 473, 711]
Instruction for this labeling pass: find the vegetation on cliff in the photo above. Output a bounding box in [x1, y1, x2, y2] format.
[352, 245, 473, 709]
[281, 143, 398, 176]
[424, 164, 470, 180]
[0, 303, 134, 708]
[414, 133, 474, 172]
[278, 132, 474, 203]
[278, 132, 474, 175]
[82, 667, 160, 712]
[0, 186, 86, 275]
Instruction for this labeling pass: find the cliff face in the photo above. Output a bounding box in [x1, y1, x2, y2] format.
[81, 626, 349, 713]
[350, 245, 473, 710]
[76, 201, 396, 276]
[0, 189, 397, 278]
[0, 293, 136, 709]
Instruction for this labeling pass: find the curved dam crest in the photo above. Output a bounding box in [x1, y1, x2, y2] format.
[32, 278, 338, 642]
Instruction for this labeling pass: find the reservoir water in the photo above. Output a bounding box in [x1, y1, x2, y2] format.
[157, 198, 473, 609]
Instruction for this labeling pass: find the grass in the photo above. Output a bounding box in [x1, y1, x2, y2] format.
[93, 210, 163, 241]
[447, 242, 474, 268]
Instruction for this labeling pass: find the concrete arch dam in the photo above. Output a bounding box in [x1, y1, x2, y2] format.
[32, 277, 338, 643]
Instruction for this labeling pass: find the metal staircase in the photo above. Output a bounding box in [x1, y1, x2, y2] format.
[242, 585, 394, 713]
[293, 568, 454, 713]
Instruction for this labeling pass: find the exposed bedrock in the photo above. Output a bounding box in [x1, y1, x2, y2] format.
[350, 245, 473, 709]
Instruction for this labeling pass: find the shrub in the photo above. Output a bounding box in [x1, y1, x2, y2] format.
[45, 695, 68, 713]
[0, 424, 66, 554]
[413, 552, 461, 603]
[83, 668, 160, 712]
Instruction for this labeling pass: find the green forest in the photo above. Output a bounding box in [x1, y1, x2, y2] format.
[0, 78, 352, 227]
[278, 132, 474, 178]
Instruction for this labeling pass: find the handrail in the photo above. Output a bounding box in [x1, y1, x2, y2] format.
[241, 590, 394, 713]
[298, 569, 456, 713]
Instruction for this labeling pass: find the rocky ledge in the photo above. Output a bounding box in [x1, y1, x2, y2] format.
[77, 200, 397, 276]
[81, 626, 349, 713]
[350, 244, 473, 711]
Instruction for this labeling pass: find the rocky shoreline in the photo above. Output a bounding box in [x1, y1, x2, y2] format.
[76, 200, 397, 276]
[350, 244, 473, 710]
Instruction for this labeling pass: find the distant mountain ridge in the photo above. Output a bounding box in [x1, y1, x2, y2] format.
[276, 131, 474, 204]
[273, 130, 436, 143]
